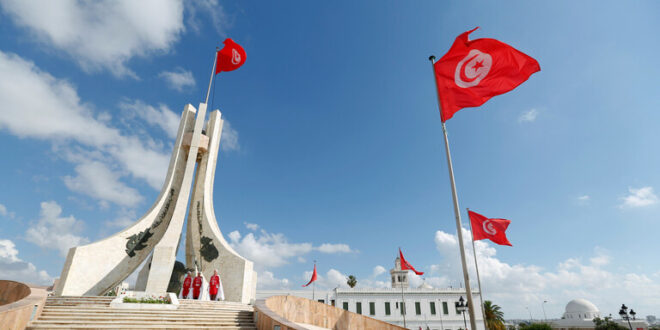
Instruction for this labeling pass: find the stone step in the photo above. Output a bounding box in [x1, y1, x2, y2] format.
[26, 324, 257, 330]
[44, 305, 253, 310]
[38, 314, 253, 320]
[30, 321, 256, 327]
[41, 310, 253, 316]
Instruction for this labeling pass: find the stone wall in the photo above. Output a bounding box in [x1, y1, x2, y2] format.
[0, 280, 48, 330]
[254, 295, 406, 330]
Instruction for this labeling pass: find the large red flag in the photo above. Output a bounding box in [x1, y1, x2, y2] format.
[302, 264, 318, 287]
[399, 248, 424, 275]
[468, 210, 512, 246]
[216, 38, 246, 74]
[433, 27, 540, 122]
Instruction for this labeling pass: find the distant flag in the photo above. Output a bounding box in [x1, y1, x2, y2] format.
[215, 38, 246, 74]
[432, 27, 540, 121]
[399, 248, 424, 275]
[302, 264, 318, 287]
[468, 210, 512, 246]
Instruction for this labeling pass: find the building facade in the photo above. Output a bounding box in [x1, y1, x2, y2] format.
[550, 299, 649, 330]
[256, 257, 484, 330]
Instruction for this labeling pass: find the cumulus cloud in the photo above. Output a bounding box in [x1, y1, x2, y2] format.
[185, 0, 229, 36]
[244, 222, 259, 231]
[220, 120, 239, 152]
[228, 229, 313, 270]
[0, 51, 171, 207]
[620, 186, 658, 208]
[518, 108, 539, 123]
[0, 0, 185, 77]
[119, 100, 181, 139]
[372, 265, 387, 277]
[64, 161, 143, 208]
[227, 226, 354, 271]
[317, 243, 353, 254]
[257, 271, 291, 290]
[432, 228, 660, 318]
[0, 239, 52, 285]
[0, 203, 13, 218]
[25, 201, 89, 256]
[159, 68, 196, 92]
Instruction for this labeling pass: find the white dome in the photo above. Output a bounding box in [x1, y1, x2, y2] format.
[563, 299, 600, 320]
[418, 282, 433, 289]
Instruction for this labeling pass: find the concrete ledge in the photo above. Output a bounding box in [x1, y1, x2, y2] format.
[254, 295, 406, 330]
[0, 280, 48, 330]
[110, 292, 179, 310]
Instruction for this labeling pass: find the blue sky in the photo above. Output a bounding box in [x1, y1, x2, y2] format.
[1, 0, 659, 320]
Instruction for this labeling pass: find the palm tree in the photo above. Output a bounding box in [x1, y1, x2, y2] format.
[346, 275, 357, 288]
[484, 300, 506, 330]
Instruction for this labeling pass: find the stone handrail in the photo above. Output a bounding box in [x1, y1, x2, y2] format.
[254, 295, 406, 330]
[0, 280, 48, 330]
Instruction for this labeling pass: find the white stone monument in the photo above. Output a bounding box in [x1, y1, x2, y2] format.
[54, 103, 257, 304]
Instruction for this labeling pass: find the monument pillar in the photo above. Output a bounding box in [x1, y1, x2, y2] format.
[54, 103, 256, 303]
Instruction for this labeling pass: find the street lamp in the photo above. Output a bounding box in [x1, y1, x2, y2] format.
[619, 304, 634, 330]
[542, 301, 548, 322]
[456, 296, 469, 330]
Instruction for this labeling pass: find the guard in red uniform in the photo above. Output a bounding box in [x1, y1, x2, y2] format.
[192, 271, 203, 299]
[180, 271, 192, 299]
[209, 269, 220, 300]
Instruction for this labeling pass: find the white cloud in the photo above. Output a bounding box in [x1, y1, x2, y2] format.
[0, 51, 171, 204]
[105, 209, 138, 228]
[0, 204, 6, 216]
[185, 0, 229, 36]
[228, 229, 313, 270]
[0, 0, 185, 77]
[432, 229, 660, 318]
[0, 239, 52, 285]
[244, 222, 259, 231]
[64, 160, 143, 208]
[620, 186, 658, 208]
[227, 225, 354, 271]
[220, 120, 239, 152]
[317, 243, 353, 254]
[159, 68, 196, 92]
[119, 100, 181, 139]
[25, 201, 89, 256]
[257, 271, 290, 290]
[372, 265, 387, 277]
[577, 195, 591, 205]
[518, 108, 539, 123]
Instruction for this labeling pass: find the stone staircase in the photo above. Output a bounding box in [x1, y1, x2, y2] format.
[28, 296, 257, 329]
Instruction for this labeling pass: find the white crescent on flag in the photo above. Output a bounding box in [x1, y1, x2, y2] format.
[454, 49, 492, 88]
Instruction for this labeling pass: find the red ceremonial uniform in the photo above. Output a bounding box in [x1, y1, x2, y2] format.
[192, 276, 203, 299]
[209, 275, 220, 295]
[182, 276, 192, 298]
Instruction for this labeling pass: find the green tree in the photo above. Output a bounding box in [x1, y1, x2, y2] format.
[593, 317, 628, 330]
[519, 323, 552, 330]
[484, 301, 506, 330]
[346, 275, 357, 288]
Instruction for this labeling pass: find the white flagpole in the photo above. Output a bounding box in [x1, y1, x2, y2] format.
[429, 55, 478, 330]
[467, 208, 488, 330]
[205, 47, 220, 105]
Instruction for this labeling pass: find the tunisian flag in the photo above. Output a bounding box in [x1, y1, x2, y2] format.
[468, 210, 512, 246]
[399, 248, 424, 275]
[216, 38, 246, 74]
[433, 27, 540, 121]
[302, 264, 318, 287]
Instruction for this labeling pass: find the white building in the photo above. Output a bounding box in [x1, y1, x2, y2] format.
[256, 257, 485, 330]
[551, 299, 649, 330]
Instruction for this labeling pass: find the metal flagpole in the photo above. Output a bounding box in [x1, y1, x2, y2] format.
[205, 47, 220, 105]
[467, 208, 488, 330]
[429, 55, 478, 330]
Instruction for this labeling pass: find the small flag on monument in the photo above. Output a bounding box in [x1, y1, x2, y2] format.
[468, 210, 512, 246]
[216, 38, 246, 74]
[432, 27, 540, 122]
[302, 264, 318, 287]
[399, 248, 424, 275]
